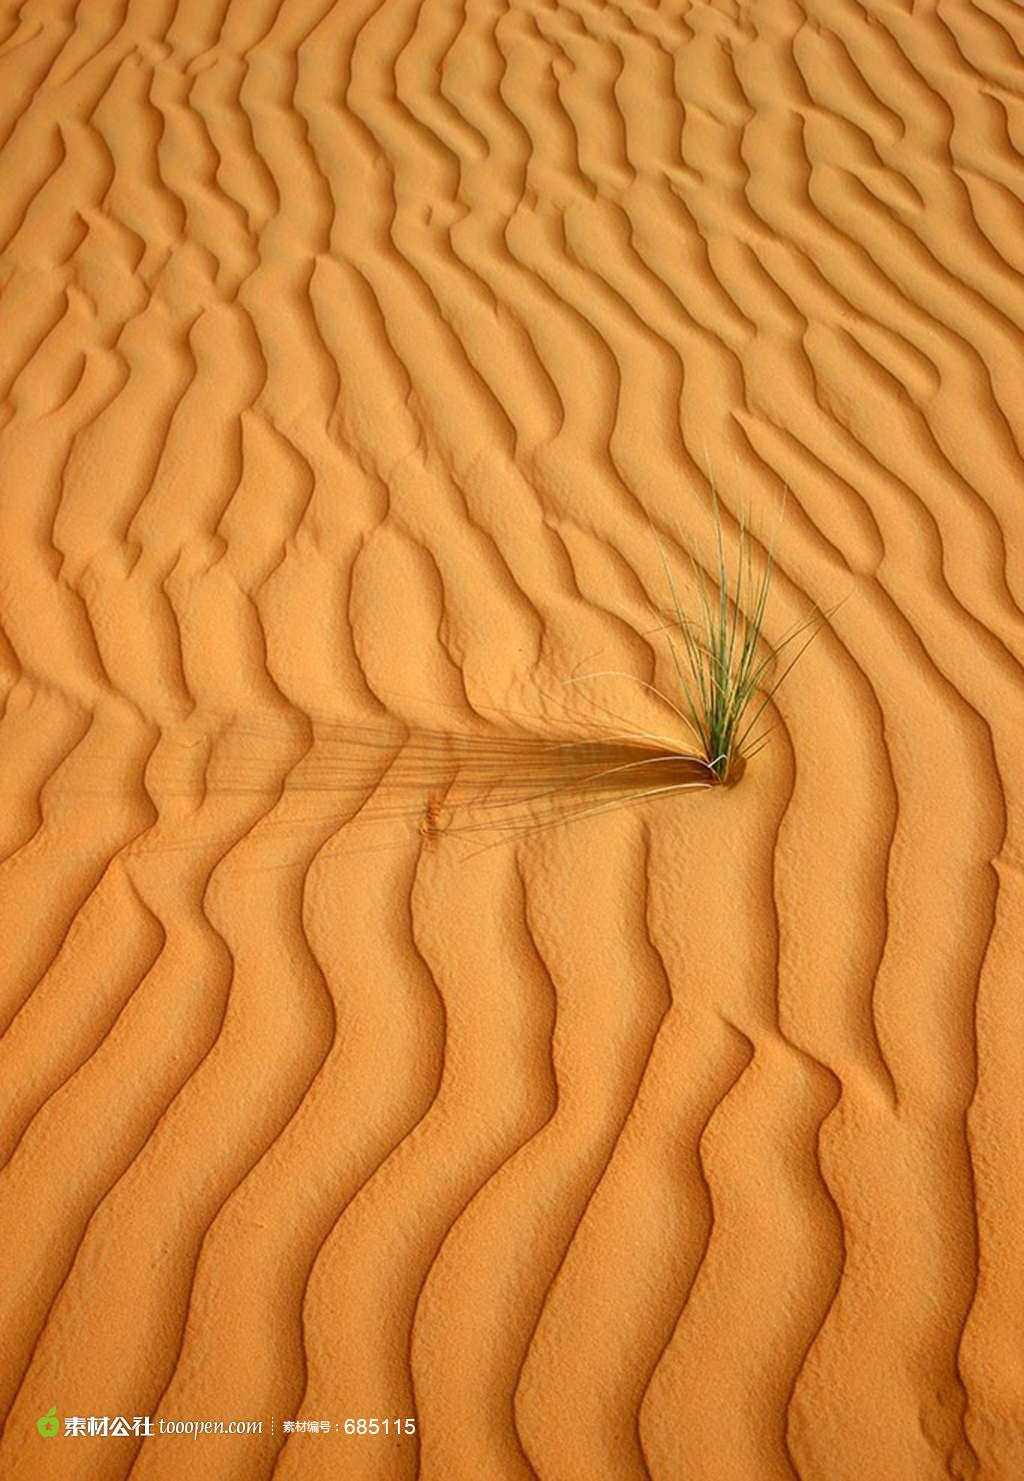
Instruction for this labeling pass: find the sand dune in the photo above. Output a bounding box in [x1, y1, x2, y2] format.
[1, 0, 1022, 1476]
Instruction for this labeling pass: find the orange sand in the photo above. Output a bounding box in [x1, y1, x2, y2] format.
[1, 0, 1023, 1478]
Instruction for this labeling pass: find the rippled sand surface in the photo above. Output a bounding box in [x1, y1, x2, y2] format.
[1, 1, 1023, 1477]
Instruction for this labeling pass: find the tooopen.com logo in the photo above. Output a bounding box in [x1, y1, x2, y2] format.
[37, 1408, 58, 1438]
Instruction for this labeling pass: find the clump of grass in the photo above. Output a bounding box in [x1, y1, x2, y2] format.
[569, 486, 820, 790]
[651, 486, 820, 784]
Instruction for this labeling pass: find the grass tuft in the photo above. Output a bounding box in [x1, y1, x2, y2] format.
[649, 484, 820, 784]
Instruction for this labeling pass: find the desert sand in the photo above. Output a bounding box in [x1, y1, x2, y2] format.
[1, 0, 1023, 1477]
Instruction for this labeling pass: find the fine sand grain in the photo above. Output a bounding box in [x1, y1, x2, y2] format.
[1, 0, 1023, 1478]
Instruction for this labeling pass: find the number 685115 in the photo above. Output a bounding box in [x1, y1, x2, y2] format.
[344, 1417, 416, 1436]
